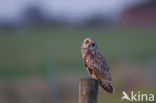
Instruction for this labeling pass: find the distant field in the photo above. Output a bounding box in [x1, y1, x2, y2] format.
[0, 28, 156, 79]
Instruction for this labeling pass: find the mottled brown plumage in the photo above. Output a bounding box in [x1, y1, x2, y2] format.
[81, 37, 114, 93]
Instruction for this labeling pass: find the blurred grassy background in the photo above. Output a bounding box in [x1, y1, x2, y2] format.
[0, 27, 156, 103]
[1, 28, 156, 78]
[1, 1, 156, 103]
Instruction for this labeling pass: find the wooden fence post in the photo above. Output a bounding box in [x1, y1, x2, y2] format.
[79, 77, 98, 103]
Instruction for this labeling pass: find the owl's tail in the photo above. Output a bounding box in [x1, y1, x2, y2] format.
[98, 78, 114, 94]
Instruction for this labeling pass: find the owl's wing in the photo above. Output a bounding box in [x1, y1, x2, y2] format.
[83, 51, 111, 81]
[93, 53, 112, 81]
[83, 51, 114, 93]
[92, 52, 114, 93]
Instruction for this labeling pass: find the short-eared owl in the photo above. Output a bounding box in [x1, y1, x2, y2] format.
[81, 37, 114, 93]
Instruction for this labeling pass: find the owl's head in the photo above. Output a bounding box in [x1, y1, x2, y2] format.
[82, 37, 98, 51]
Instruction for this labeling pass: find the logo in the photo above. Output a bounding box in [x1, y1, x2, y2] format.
[121, 91, 155, 102]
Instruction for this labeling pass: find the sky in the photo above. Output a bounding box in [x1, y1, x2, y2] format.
[0, 0, 146, 23]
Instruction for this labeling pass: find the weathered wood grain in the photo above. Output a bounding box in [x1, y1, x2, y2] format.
[79, 77, 98, 103]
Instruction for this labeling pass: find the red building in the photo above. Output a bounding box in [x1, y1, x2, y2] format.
[120, 1, 156, 27]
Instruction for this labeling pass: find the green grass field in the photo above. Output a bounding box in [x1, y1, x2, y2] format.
[0, 28, 156, 79]
[0, 28, 156, 103]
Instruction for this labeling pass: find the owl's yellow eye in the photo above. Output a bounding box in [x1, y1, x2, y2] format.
[86, 40, 89, 44]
